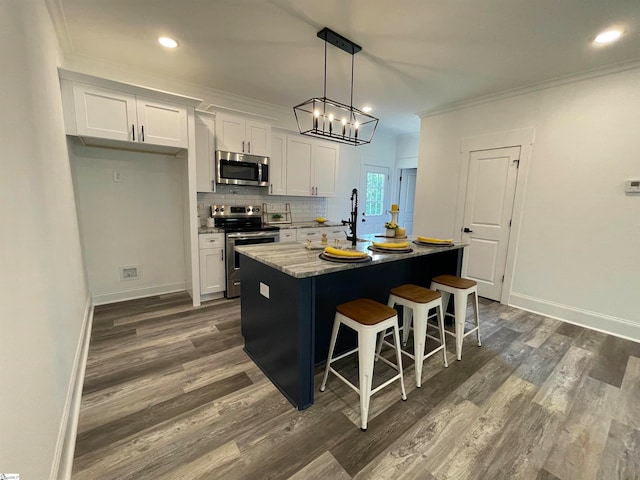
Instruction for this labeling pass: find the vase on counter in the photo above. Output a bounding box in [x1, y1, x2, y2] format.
[386, 228, 396, 237]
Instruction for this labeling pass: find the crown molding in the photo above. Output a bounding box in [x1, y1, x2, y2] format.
[44, 0, 74, 53]
[418, 58, 640, 119]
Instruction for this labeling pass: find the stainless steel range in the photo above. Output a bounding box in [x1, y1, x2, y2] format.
[211, 205, 279, 298]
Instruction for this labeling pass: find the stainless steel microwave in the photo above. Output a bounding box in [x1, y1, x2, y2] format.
[215, 150, 269, 187]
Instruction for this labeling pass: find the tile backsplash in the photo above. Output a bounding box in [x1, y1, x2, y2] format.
[197, 184, 327, 226]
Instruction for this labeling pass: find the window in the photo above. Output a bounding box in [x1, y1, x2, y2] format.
[365, 172, 385, 216]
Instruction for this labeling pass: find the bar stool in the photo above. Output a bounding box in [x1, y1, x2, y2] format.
[320, 298, 407, 431]
[384, 284, 448, 387]
[430, 275, 481, 361]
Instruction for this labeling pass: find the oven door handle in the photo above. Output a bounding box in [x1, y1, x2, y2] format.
[227, 231, 278, 239]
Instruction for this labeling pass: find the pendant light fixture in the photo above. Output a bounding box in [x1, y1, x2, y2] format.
[293, 27, 378, 146]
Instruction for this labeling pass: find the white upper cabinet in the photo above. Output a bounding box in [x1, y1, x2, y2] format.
[215, 113, 271, 156]
[71, 82, 188, 148]
[135, 97, 188, 148]
[286, 136, 314, 196]
[269, 132, 287, 195]
[195, 112, 215, 192]
[284, 135, 339, 197]
[313, 142, 339, 197]
[72, 84, 137, 142]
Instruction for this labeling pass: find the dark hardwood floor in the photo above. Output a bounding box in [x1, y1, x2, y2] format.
[72, 293, 640, 480]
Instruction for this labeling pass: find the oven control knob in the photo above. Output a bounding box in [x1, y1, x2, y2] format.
[220, 207, 224, 212]
[254, 207, 260, 213]
[214, 207, 219, 212]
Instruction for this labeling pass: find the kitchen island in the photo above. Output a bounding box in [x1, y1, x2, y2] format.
[236, 235, 466, 409]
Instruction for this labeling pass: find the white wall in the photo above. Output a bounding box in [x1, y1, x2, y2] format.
[416, 67, 640, 339]
[396, 133, 420, 169]
[327, 130, 398, 223]
[71, 143, 186, 304]
[0, 0, 90, 478]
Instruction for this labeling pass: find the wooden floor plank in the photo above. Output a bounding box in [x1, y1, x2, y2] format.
[432, 375, 537, 480]
[613, 355, 640, 430]
[596, 419, 640, 480]
[287, 451, 352, 480]
[532, 345, 594, 415]
[543, 376, 619, 480]
[71, 292, 640, 480]
[75, 371, 252, 458]
[588, 335, 635, 388]
[352, 397, 480, 480]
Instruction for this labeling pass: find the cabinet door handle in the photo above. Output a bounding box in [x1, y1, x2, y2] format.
[270, 184, 273, 194]
[220, 250, 224, 261]
[248, 141, 251, 153]
[242, 140, 245, 152]
[141, 125, 145, 142]
[132, 124, 135, 141]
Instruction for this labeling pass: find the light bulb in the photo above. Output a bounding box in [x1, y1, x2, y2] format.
[594, 29, 623, 44]
[158, 37, 178, 48]
[313, 110, 320, 130]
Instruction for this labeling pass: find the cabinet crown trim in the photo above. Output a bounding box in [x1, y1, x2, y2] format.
[58, 68, 202, 107]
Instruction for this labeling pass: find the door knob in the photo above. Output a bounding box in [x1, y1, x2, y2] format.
[463, 227, 473, 233]
[361, 218, 366, 222]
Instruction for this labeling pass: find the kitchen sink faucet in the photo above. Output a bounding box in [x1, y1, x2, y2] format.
[342, 188, 358, 247]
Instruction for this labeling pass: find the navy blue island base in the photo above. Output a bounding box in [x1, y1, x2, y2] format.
[239, 247, 463, 410]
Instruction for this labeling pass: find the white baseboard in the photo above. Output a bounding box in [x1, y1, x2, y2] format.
[92, 282, 186, 306]
[509, 292, 640, 342]
[50, 295, 94, 480]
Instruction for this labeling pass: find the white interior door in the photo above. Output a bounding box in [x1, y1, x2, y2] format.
[359, 165, 389, 235]
[462, 146, 520, 300]
[398, 168, 417, 235]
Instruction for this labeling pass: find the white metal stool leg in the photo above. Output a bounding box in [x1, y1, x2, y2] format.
[431, 275, 481, 361]
[392, 323, 408, 401]
[320, 314, 341, 392]
[385, 286, 448, 388]
[453, 292, 467, 361]
[472, 291, 481, 346]
[358, 328, 376, 430]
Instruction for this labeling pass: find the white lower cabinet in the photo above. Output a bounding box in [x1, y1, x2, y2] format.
[199, 234, 225, 296]
[278, 229, 296, 242]
[296, 226, 348, 242]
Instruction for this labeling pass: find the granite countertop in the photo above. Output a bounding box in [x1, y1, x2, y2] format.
[235, 234, 466, 278]
[291, 221, 344, 228]
[199, 221, 344, 234]
[198, 227, 225, 234]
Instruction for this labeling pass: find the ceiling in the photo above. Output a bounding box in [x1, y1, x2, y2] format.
[54, 0, 640, 134]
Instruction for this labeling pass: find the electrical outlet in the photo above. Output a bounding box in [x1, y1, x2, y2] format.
[120, 266, 139, 280]
[113, 170, 123, 182]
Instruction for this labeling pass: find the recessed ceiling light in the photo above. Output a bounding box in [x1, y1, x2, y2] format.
[158, 37, 178, 48]
[594, 29, 623, 45]
[362, 106, 372, 113]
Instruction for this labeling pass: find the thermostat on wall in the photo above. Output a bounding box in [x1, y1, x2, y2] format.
[625, 180, 640, 193]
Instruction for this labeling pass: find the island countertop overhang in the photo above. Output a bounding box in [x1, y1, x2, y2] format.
[235, 235, 467, 278]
